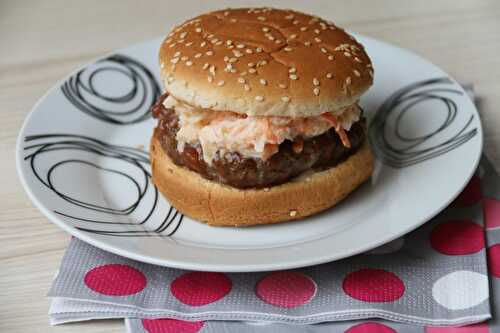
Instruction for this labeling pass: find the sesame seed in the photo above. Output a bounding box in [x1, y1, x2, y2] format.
[275, 40, 282, 44]
[354, 57, 362, 63]
[267, 35, 275, 41]
[289, 74, 298, 80]
[368, 70, 374, 77]
[233, 50, 243, 57]
[326, 73, 333, 79]
[281, 96, 290, 102]
[256, 47, 263, 53]
[315, 37, 322, 43]
[284, 47, 293, 52]
[248, 68, 257, 74]
[313, 78, 320, 86]
[260, 78, 267, 85]
[238, 77, 245, 84]
[289, 34, 297, 39]
[305, 41, 312, 46]
[209, 65, 216, 75]
[228, 57, 237, 63]
[314, 29, 320, 34]
[279, 83, 287, 89]
[202, 63, 209, 70]
[344, 52, 351, 57]
[194, 53, 202, 58]
[240, 71, 247, 76]
[285, 14, 294, 19]
[288, 67, 296, 73]
[223, 11, 229, 16]
[248, 62, 255, 67]
[200, 41, 207, 47]
[255, 95, 264, 102]
[160, 62, 165, 69]
[353, 69, 361, 77]
[259, 60, 268, 66]
[328, 55, 334, 61]
[289, 210, 297, 217]
[181, 56, 188, 61]
[216, 41, 223, 46]
[185, 61, 193, 66]
[167, 76, 174, 83]
[177, 39, 185, 43]
[217, 80, 225, 86]
[346, 76, 352, 85]
[168, 43, 176, 48]
[237, 44, 245, 49]
[293, 20, 300, 25]
[262, 27, 270, 32]
[174, 51, 181, 57]
[206, 50, 213, 56]
[226, 40, 233, 46]
[321, 47, 327, 53]
[313, 87, 320, 96]
[300, 26, 308, 31]
[244, 84, 251, 91]
[246, 48, 253, 54]
[207, 34, 214, 38]
[180, 32, 187, 38]
[195, 27, 202, 33]
[230, 18, 237, 23]
[230, 68, 237, 73]
[170, 57, 179, 64]
[207, 76, 213, 83]
[257, 16, 266, 21]
[211, 38, 219, 44]
[185, 42, 193, 47]
[223, 56, 229, 62]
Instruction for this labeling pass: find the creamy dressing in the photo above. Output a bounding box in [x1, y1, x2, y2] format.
[163, 96, 361, 164]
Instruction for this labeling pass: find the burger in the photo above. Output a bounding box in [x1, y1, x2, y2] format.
[151, 8, 374, 226]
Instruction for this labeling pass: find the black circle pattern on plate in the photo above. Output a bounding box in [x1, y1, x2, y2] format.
[61, 54, 161, 125]
[23, 134, 182, 237]
[368, 77, 478, 168]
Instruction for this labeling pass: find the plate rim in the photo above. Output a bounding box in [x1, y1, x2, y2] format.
[16, 34, 483, 272]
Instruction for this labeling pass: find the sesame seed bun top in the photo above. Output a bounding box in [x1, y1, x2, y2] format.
[159, 7, 374, 118]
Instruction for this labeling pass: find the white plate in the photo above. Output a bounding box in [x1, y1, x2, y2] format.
[16, 35, 482, 272]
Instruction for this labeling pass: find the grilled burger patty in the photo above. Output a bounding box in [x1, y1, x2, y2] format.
[152, 94, 366, 189]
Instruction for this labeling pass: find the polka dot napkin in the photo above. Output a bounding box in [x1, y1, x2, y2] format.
[48, 156, 500, 333]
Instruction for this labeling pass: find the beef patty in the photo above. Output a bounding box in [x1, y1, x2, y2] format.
[152, 94, 366, 189]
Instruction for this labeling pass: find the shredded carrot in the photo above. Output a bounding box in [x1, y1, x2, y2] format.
[321, 113, 351, 148]
[292, 138, 304, 154]
[262, 144, 279, 160]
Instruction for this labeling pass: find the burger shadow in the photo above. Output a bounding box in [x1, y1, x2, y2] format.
[264, 156, 395, 236]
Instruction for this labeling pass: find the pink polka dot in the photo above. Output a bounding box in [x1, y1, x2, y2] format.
[425, 322, 489, 333]
[343, 269, 405, 302]
[345, 322, 397, 333]
[171, 272, 232, 306]
[484, 198, 500, 229]
[255, 272, 316, 308]
[453, 176, 481, 207]
[84, 264, 146, 296]
[430, 220, 484, 255]
[488, 244, 500, 278]
[142, 319, 204, 333]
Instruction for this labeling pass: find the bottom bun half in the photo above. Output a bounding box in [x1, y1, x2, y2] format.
[150, 134, 374, 227]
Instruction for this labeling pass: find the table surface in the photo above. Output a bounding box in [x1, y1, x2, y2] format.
[1, 1, 500, 332]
